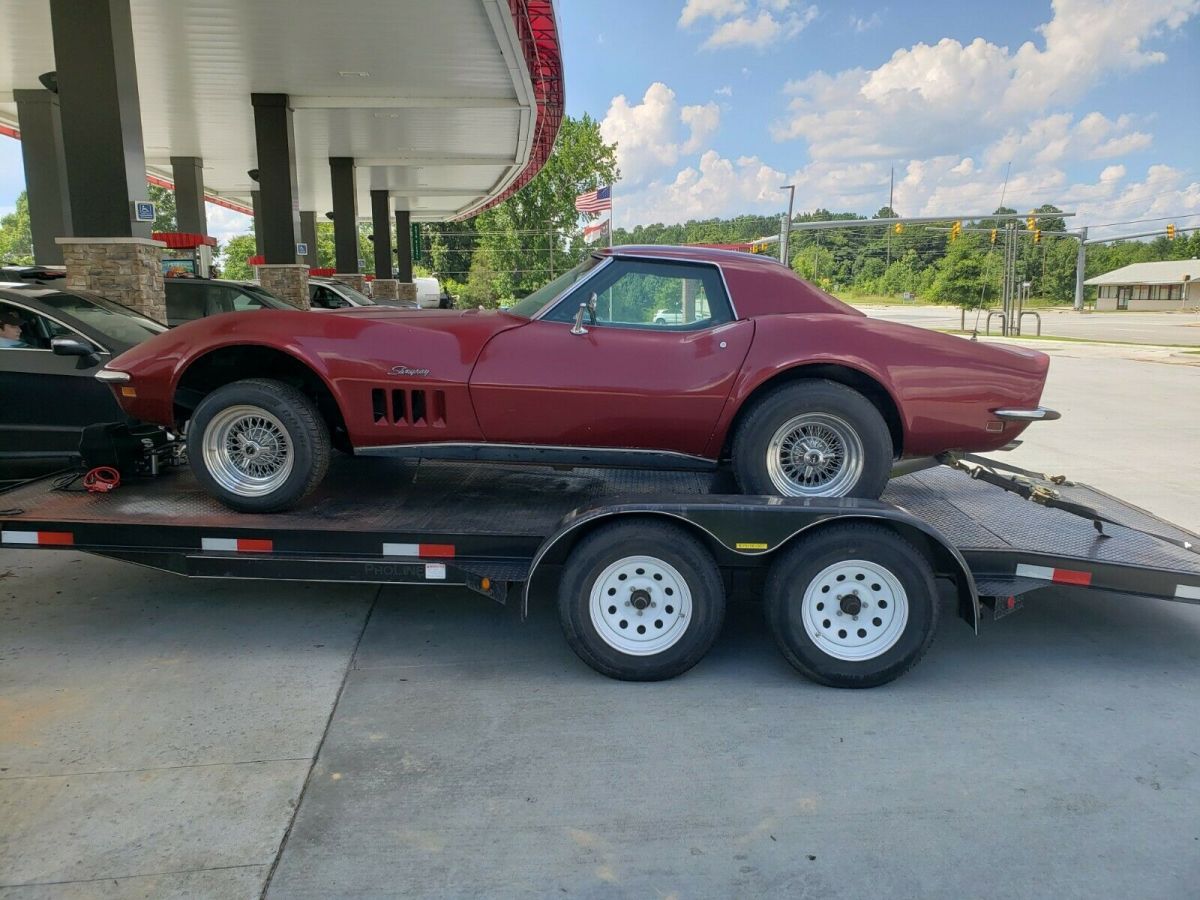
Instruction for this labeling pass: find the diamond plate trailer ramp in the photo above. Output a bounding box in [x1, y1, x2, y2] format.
[2, 456, 1198, 685]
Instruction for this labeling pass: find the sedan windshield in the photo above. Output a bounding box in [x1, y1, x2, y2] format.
[506, 255, 604, 318]
[37, 291, 167, 345]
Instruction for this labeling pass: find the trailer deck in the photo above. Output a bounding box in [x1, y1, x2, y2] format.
[2, 456, 1197, 611]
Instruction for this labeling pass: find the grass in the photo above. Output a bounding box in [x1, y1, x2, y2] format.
[837, 293, 1074, 310]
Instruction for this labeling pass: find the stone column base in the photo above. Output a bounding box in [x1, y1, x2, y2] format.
[57, 237, 167, 322]
[396, 282, 418, 304]
[332, 273, 366, 293]
[372, 279, 399, 300]
[257, 264, 311, 310]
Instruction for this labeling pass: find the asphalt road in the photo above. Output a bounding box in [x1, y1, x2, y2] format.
[861, 303, 1200, 347]
[2, 350, 1198, 898]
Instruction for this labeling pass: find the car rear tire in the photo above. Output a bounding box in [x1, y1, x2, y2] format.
[558, 520, 726, 681]
[188, 377, 330, 513]
[764, 524, 939, 688]
[731, 379, 892, 499]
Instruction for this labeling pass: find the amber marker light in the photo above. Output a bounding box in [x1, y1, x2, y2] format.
[120, 387, 137, 398]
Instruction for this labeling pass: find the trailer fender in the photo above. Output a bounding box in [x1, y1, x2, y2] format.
[524, 499, 980, 631]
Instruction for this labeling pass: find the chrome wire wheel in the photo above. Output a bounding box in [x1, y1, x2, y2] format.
[800, 559, 909, 662]
[589, 555, 693, 656]
[765, 412, 864, 497]
[201, 404, 295, 497]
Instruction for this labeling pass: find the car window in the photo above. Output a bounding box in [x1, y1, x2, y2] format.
[34, 291, 166, 344]
[309, 285, 349, 309]
[165, 282, 209, 324]
[0, 300, 64, 350]
[543, 259, 731, 330]
[323, 281, 374, 306]
[231, 287, 269, 311]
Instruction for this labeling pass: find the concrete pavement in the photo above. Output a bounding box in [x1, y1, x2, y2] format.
[859, 303, 1200, 346]
[2, 350, 1199, 898]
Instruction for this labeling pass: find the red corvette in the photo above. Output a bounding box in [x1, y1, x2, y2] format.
[98, 246, 1058, 512]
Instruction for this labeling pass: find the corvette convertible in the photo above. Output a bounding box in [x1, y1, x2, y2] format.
[98, 246, 1058, 512]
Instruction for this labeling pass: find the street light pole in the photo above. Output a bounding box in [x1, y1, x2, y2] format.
[779, 184, 795, 266]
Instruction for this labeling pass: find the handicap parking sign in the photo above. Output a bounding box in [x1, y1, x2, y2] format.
[133, 201, 155, 222]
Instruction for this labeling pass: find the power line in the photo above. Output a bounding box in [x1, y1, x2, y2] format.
[1084, 212, 1200, 230]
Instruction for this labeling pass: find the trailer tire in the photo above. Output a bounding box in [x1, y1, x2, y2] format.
[558, 521, 725, 681]
[764, 524, 938, 688]
[188, 378, 330, 513]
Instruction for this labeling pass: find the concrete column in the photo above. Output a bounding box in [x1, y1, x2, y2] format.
[171, 156, 207, 235]
[251, 93, 300, 264]
[251, 190, 264, 257]
[329, 157, 358, 275]
[13, 89, 72, 265]
[370, 189, 393, 283]
[58, 237, 166, 321]
[681, 278, 697, 323]
[394, 209, 413, 283]
[300, 211, 318, 269]
[49, 0, 152, 240]
[257, 264, 310, 310]
[332, 273, 366, 293]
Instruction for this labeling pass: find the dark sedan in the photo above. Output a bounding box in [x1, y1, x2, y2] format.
[0, 283, 166, 469]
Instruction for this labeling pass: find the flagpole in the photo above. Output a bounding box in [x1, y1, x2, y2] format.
[609, 183, 614, 248]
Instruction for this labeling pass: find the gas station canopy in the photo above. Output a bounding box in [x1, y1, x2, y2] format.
[0, 0, 563, 221]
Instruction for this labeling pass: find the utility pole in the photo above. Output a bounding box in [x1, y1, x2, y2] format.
[886, 166, 894, 267]
[1073, 226, 1087, 311]
[779, 184, 795, 265]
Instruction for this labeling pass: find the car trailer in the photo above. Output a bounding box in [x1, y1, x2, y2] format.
[2, 454, 1197, 687]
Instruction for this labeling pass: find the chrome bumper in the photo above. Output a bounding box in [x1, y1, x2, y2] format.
[992, 407, 1061, 421]
[95, 368, 130, 383]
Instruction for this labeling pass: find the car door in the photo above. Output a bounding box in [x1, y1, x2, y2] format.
[163, 281, 210, 326]
[470, 259, 753, 457]
[0, 299, 121, 462]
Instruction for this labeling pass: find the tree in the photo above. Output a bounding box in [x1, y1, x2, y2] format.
[0, 191, 34, 264]
[221, 234, 258, 280]
[148, 183, 177, 232]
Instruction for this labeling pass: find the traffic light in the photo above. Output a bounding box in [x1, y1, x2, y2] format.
[1026, 215, 1037, 231]
[1033, 229, 1041, 244]
[990, 228, 997, 245]
[893, 223, 904, 234]
[950, 221, 962, 241]
[1167, 223, 1177, 240]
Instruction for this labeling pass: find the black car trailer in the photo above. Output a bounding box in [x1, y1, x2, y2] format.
[2, 454, 1198, 687]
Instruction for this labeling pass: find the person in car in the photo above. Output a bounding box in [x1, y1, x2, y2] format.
[0, 310, 28, 348]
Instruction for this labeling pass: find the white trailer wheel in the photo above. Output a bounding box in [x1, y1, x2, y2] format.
[588, 555, 693, 656]
[800, 559, 909, 662]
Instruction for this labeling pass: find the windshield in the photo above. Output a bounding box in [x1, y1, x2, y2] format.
[506, 255, 604, 318]
[238, 283, 289, 308]
[329, 281, 375, 306]
[37, 291, 167, 345]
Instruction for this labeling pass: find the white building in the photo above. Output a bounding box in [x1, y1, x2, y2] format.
[1085, 260, 1199, 310]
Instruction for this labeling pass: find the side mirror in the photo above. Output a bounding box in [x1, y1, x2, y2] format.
[571, 302, 589, 335]
[51, 336, 98, 358]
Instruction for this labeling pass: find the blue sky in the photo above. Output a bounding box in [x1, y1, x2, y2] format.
[3, 0, 1197, 242]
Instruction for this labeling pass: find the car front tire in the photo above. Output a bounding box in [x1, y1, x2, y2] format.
[731, 379, 892, 500]
[188, 377, 330, 513]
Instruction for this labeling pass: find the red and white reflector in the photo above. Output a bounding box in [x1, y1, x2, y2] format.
[382, 543, 455, 558]
[1, 530, 74, 546]
[201, 537, 274, 553]
[1175, 584, 1200, 601]
[1015, 563, 1092, 586]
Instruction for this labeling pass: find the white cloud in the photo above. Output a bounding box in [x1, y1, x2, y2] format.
[680, 0, 819, 50]
[715, 85, 733, 96]
[849, 11, 882, 32]
[205, 203, 253, 247]
[773, 0, 1197, 159]
[679, 0, 747, 28]
[600, 83, 721, 184]
[618, 151, 788, 226]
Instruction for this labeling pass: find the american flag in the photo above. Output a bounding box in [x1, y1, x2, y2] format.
[575, 185, 612, 213]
